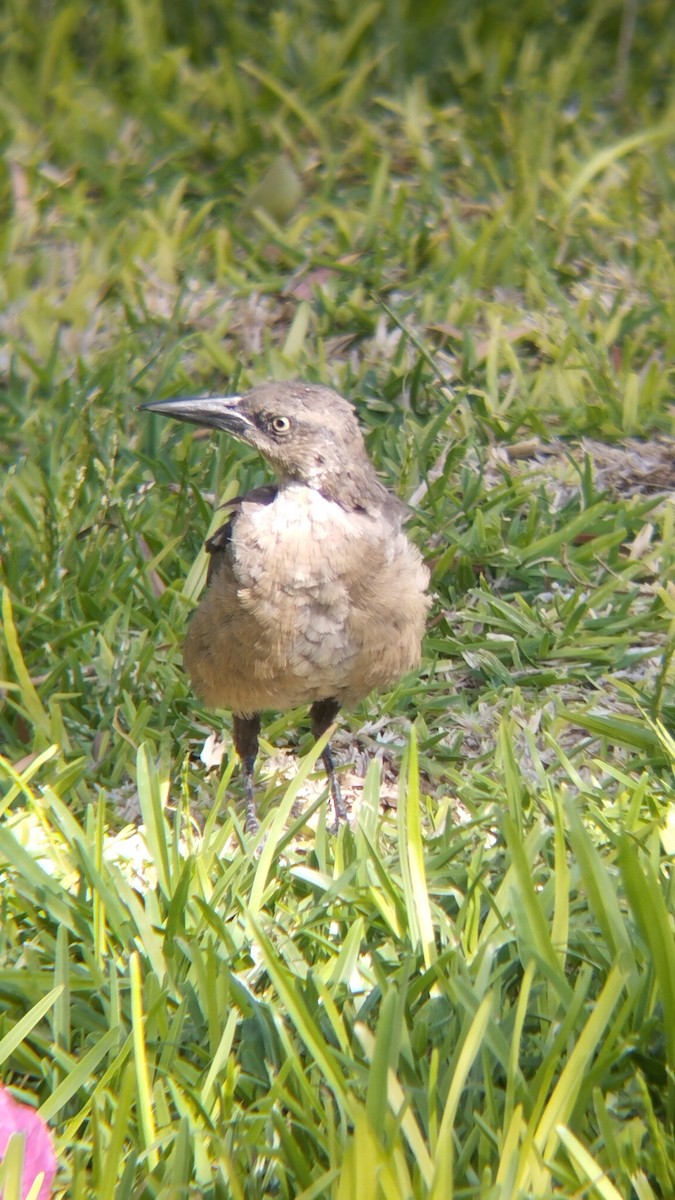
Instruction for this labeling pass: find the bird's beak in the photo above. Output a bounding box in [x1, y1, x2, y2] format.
[140, 394, 254, 438]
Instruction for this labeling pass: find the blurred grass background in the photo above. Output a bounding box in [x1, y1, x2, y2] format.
[1, 1, 675, 1196]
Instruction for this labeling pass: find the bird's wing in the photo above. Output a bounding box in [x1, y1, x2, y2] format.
[204, 484, 278, 584]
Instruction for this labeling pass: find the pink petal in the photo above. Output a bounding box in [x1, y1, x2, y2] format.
[0, 1087, 57, 1200]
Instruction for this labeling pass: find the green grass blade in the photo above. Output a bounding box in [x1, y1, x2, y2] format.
[528, 965, 624, 1193]
[1, 588, 51, 738]
[129, 951, 159, 1170]
[0, 987, 63, 1067]
[430, 992, 494, 1200]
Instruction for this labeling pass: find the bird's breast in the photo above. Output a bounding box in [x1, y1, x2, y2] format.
[185, 482, 429, 712]
[233, 486, 364, 607]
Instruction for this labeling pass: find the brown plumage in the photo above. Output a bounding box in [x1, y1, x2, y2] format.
[142, 381, 430, 832]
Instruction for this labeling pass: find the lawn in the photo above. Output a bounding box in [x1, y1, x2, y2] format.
[1, 1, 674, 1196]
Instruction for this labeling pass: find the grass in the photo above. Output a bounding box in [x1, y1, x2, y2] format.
[1, 0, 675, 1196]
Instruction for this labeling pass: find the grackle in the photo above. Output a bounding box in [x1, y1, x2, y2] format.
[142, 382, 430, 832]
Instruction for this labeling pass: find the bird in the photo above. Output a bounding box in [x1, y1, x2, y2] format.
[142, 381, 430, 833]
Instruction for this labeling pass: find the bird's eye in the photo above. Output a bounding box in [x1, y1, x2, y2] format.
[270, 415, 292, 435]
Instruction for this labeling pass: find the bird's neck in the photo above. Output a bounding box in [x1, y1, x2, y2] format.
[279, 463, 395, 519]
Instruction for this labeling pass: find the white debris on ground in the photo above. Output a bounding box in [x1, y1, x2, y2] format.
[484, 434, 675, 503]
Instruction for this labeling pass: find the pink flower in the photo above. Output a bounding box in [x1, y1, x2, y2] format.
[0, 1086, 57, 1200]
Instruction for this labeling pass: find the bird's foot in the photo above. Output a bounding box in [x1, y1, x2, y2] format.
[242, 769, 260, 838]
[243, 784, 260, 837]
[244, 809, 260, 837]
[329, 775, 347, 833]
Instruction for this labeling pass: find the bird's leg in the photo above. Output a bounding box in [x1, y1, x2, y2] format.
[310, 698, 347, 829]
[232, 713, 262, 834]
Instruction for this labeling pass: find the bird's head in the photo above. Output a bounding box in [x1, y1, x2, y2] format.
[142, 381, 391, 513]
